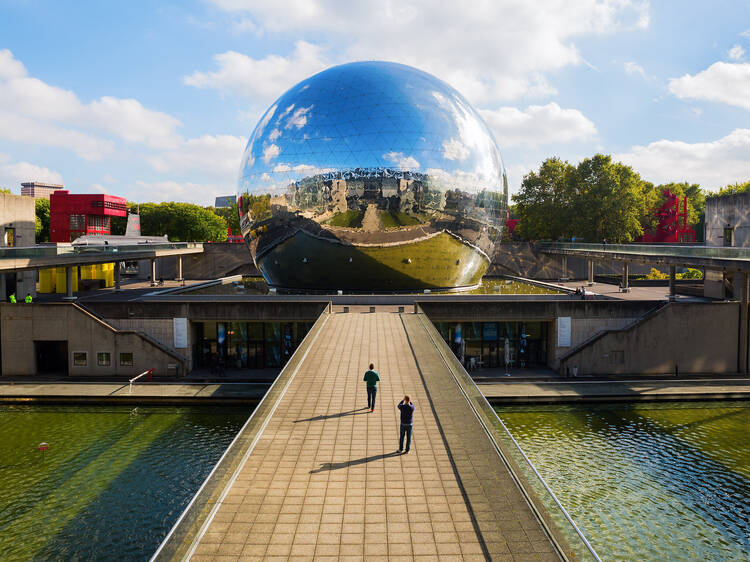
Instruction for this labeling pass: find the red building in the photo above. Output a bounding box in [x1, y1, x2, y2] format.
[50, 191, 128, 242]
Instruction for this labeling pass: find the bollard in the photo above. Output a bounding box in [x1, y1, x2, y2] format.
[369, 306, 375, 313]
[343, 306, 349, 313]
[398, 306, 404, 313]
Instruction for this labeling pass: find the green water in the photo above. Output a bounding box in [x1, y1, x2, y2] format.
[495, 401, 750, 561]
[0, 405, 249, 561]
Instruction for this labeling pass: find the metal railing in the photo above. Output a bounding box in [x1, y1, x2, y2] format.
[0, 242, 203, 260]
[413, 307, 601, 561]
[128, 369, 154, 395]
[150, 305, 331, 562]
[539, 241, 750, 262]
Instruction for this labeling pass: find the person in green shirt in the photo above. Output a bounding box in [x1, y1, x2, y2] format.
[8, 293, 16, 304]
[24, 293, 32, 304]
[363, 363, 380, 412]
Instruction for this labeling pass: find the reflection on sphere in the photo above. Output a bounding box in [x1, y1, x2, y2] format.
[237, 61, 508, 291]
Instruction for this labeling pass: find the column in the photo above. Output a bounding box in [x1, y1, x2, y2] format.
[669, 265, 676, 300]
[587, 260, 594, 286]
[150, 258, 157, 287]
[64, 266, 75, 300]
[560, 255, 568, 280]
[622, 262, 629, 291]
[176, 256, 183, 282]
[740, 272, 748, 374]
[0, 273, 5, 302]
[114, 261, 122, 292]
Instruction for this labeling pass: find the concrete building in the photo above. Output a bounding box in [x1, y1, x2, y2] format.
[0, 192, 37, 300]
[705, 191, 750, 247]
[20, 181, 65, 199]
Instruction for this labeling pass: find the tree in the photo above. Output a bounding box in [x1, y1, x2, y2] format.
[135, 202, 228, 241]
[710, 180, 750, 198]
[513, 154, 647, 242]
[209, 202, 240, 234]
[513, 158, 576, 240]
[35, 198, 50, 242]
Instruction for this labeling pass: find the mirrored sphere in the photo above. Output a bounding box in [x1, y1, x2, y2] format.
[237, 61, 508, 291]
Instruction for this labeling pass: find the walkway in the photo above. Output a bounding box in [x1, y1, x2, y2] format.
[187, 312, 558, 560]
[481, 378, 750, 403]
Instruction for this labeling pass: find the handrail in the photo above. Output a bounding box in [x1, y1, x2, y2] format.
[150, 306, 331, 561]
[129, 369, 154, 394]
[413, 308, 601, 561]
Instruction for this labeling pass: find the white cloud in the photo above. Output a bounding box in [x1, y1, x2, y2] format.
[284, 105, 313, 129]
[442, 138, 470, 161]
[669, 62, 750, 110]
[149, 134, 246, 178]
[272, 163, 291, 172]
[728, 44, 745, 60]
[201, 1, 650, 104]
[616, 128, 750, 189]
[184, 41, 327, 102]
[624, 61, 647, 78]
[740, 28, 750, 38]
[0, 153, 63, 188]
[263, 143, 281, 163]
[0, 49, 183, 157]
[383, 151, 420, 169]
[480, 103, 597, 148]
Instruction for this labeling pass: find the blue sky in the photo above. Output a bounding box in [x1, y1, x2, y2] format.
[1, 0, 749, 205]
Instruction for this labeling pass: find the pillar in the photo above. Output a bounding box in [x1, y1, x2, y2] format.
[114, 261, 122, 292]
[176, 256, 183, 281]
[587, 259, 594, 286]
[0, 273, 5, 302]
[740, 272, 749, 374]
[622, 262, 629, 291]
[150, 258, 157, 287]
[669, 265, 676, 300]
[63, 266, 75, 300]
[560, 255, 568, 280]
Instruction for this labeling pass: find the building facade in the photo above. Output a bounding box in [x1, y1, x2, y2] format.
[0, 192, 37, 300]
[705, 191, 750, 247]
[20, 182, 65, 199]
[50, 191, 128, 242]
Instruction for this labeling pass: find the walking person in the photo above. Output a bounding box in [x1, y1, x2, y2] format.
[24, 293, 32, 304]
[398, 395, 415, 454]
[363, 363, 380, 412]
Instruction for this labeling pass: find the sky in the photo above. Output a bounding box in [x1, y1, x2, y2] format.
[1, 0, 750, 205]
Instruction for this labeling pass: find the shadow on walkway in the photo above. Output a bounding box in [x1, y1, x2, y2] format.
[310, 451, 402, 473]
[295, 407, 370, 423]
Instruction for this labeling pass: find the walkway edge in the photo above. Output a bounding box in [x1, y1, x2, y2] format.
[150, 308, 331, 562]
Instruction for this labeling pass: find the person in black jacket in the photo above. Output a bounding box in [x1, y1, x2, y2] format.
[397, 396, 415, 453]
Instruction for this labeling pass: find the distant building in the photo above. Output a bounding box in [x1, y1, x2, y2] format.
[214, 195, 236, 208]
[0, 192, 37, 299]
[20, 181, 65, 199]
[50, 191, 128, 242]
[705, 191, 750, 247]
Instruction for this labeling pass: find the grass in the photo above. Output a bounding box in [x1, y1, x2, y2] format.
[326, 210, 363, 228]
[380, 211, 422, 228]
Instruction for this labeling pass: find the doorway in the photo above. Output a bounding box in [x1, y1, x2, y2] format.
[35, 341, 68, 375]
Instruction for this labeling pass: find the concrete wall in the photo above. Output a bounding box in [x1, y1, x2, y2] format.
[0, 192, 35, 248]
[705, 192, 750, 247]
[559, 302, 740, 375]
[158, 243, 259, 279]
[1, 303, 186, 377]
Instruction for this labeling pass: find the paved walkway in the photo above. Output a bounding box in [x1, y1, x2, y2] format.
[0, 382, 268, 401]
[480, 378, 750, 402]
[189, 312, 557, 561]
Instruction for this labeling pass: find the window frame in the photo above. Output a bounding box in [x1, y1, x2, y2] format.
[72, 351, 88, 367]
[97, 351, 111, 367]
[119, 352, 134, 367]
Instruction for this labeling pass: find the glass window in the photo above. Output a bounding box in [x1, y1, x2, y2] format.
[120, 352, 133, 366]
[97, 352, 111, 366]
[73, 352, 87, 366]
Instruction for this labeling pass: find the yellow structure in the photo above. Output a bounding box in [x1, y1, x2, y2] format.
[38, 268, 56, 293]
[55, 266, 78, 294]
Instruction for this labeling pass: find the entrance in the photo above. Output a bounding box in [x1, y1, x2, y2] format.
[35, 341, 68, 374]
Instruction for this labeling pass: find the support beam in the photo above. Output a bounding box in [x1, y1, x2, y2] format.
[559, 255, 568, 281]
[114, 261, 122, 292]
[669, 265, 676, 300]
[63, 266, 75, 300]
[176, 256, 183, 282]
[740, 272, 749, 374]
[587, 259, 594, 286]
[150, 258, 157, 287]
[621, 262, 629, 292]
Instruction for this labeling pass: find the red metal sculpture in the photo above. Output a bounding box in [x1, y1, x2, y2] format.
[639, 189, 695, 243]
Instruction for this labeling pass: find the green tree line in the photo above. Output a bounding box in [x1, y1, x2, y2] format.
[36, 199, 241, 243]
[512, 154, 713, 243]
